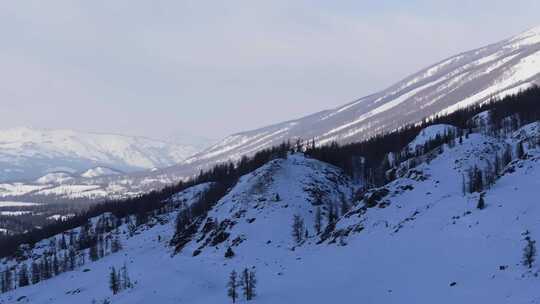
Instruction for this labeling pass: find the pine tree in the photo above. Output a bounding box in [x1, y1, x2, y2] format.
[291, 215, 305, 245]
[109, 267, 119, 295]
[225, 247, 235, 259]
[121, 263, 131, 290]
[18, 264, 29, 287]
[111, 236, 122, 253]
[53, 254, 60, 276]
[340, 200, 350, 216]
[314, 207, 322, 234]
[0, 270, 5, 293]
[1, 268, 11, 293]
[68, 248, 77, 271]
[523, 236, 537, 269]
[239, 267, 258, 301]
[31, 261, 40, 284]
[327, 205, 337, 226]
[476, 194, 486, 210]
[4, 268, 12, 292]
[516, 141, 525, 159]
[247, 269, 257, 300]
[227, 270, 238, 303]
[89, 242, 99, 261]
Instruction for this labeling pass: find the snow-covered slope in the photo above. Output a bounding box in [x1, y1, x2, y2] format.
[3, 119, 540, 303]
[179, 26, 540, 169]
[0, 127, 202, 182]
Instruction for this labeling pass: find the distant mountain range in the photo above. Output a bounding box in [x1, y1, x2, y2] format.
[0, 127, 208, 182]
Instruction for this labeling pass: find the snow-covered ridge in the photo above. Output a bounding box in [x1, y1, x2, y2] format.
[179, 26, 540, 171]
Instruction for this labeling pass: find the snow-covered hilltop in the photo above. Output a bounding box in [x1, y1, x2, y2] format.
[0, 127, 203, 182]
[2, 100, 540, 303]
[181, 26, 540, 167]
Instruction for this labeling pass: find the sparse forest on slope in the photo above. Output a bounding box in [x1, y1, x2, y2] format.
[0, 87, 538, 303]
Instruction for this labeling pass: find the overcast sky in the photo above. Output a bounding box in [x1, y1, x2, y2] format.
[1, 1, 539, 143]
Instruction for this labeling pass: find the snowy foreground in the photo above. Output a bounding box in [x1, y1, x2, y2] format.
[2, 121, 540, 303]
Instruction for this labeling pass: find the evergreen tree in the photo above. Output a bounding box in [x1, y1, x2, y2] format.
[291, 215, 305, 245]
[1, 268, 11, 293]
[111, 236, 122, 253]
[224, 247, 235, 259]
[31, 261, 40, 284]
[523, 236, 537, 269]
[340, 200, 350, 216]
[109, 267, 119, 295]
[240, 268, 257, 301]
[227, 270, 238, 303]
[516, 141, 525, 159]
[18, 264, 29, 287]
[314, 207, 322, 234]
[68, 248, 77, 271]
[248, 269, 257, 300]
[89, 242, 99, 262]
[476, 194, 486, 210]
[52, 254, 60, 276]
[0, 270, 5, 293]
[326, 205, 337, 228]
[120, 263, 131, 290]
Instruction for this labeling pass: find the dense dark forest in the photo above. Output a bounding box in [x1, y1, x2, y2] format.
[0, 86, 538, 259]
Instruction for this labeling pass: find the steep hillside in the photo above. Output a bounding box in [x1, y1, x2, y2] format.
[1, 118, 540, 303]
[178, 26, 540, 169]
[0, 127, 202, 182]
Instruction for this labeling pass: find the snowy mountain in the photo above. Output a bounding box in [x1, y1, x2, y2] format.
[35, 172, 75, 185]
[80, 167, 123, 179]
[0, 127, 203, 182]
[1, 113, 540, 303]
[181, 26, 540, 167]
